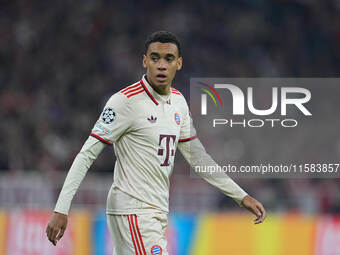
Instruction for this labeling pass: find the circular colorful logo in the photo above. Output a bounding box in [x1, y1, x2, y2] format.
[102, 107, 116, 124]
[151, 245, 162, 255]
[174, 113, 180, 125]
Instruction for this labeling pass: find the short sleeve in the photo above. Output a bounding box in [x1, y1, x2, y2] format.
[179, 99, 197, 143]
[90, 93, 131, 145]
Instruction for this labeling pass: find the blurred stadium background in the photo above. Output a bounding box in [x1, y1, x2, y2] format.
[0, 0, 339, 254]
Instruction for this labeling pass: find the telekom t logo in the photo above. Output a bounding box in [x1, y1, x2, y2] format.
[201, 84, 312, 116]
[158, 134, 176, 166]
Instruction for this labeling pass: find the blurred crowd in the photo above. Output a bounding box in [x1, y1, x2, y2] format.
[0, 0, 339, 213]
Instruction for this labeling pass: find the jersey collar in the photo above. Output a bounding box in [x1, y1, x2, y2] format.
[141, 75, 172, 105]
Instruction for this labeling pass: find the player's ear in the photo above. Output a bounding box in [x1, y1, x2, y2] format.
[143, 55, 147, 68]
[176, 57, 182, 70]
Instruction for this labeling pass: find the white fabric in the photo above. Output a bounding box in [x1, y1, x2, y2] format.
[100, 76, 197, 214]
[54, 136, 105, 214]
[107, 213, 168, 255]
[54, 75, 247, 216]
[178, 138, 247, 205]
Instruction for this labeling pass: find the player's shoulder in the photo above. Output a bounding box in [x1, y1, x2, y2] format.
[171, 86, 188, 105]
[106, 80, 145, 106]
[170, 86, 183, 97]
[118, 80, 145, 100]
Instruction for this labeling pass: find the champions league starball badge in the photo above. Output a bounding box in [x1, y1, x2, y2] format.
[102, 107, 116, 124]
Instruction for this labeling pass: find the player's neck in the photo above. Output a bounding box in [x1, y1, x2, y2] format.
[145, 76, 171, 95]
[152, 86, 170, 96]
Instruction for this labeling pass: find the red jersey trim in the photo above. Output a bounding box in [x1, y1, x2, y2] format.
[121, 82, 141, 93]
[90, 133, 113, 145]
[127, 89, 144, 98]
[140, 80, 159, 105]
[124, 86, 143, 95]
[179, 135, 197, 143]
[171, 87, 182, 96]
[134, 215, 147, 255]
[130, 215, 143, 255]
[127, 216, 139, 255]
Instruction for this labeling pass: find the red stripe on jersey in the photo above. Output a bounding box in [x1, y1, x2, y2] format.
[130, 215, 143, 255]
[127, 216, 139, 255]
[171, 87, 182, 95]
[127, 89, 144, 98]
[141, 80, 159, 105]
[134, 215, 147, 255]
[121, 82, 141, 93]
[90, 133, 113, 145]
[124, 85, 142, 95]
[179, 135, 197, 143]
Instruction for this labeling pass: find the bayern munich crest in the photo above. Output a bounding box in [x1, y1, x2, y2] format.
[151, 245, 162, 255]
[102, 107, 116, 124]
[174, 113, 180, 125]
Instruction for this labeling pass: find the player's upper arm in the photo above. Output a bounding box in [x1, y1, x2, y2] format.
[178, 98, 197, 143]
[90, 93, 132, 145]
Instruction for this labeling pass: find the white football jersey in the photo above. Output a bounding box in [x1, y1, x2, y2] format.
[91, 75, 197, 214]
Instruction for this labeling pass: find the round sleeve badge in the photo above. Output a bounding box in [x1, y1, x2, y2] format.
[102, 107, 116, 124]
[174, 113, 180, 125]
[151, 245, 162, 255]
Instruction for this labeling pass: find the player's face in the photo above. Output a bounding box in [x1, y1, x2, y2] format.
[143, 42, 182, 95]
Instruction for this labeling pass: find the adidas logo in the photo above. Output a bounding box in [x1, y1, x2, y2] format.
[147, 115, 157, 123]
